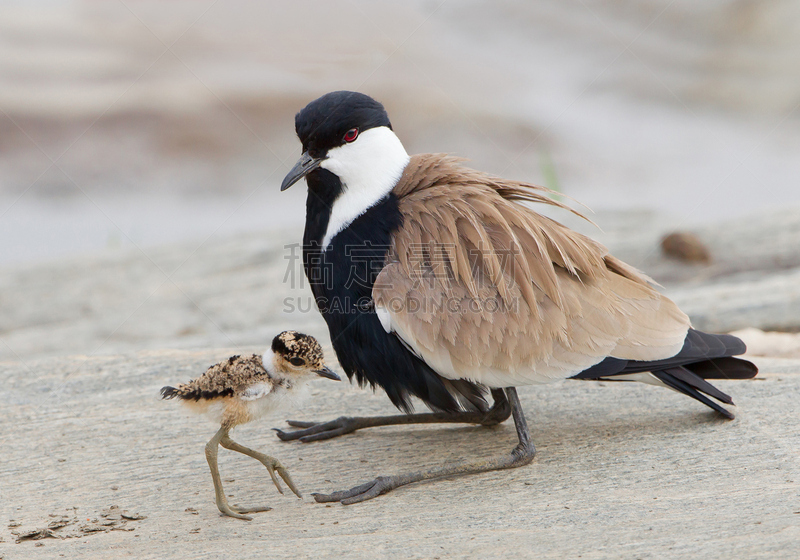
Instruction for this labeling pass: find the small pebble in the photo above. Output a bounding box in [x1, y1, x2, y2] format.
[660, 232, 711, 263]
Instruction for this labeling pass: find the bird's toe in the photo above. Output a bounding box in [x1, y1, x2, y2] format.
[285, 419, 320, 428]
[277, 417, 363, 443]
[312, 476, 397, 505]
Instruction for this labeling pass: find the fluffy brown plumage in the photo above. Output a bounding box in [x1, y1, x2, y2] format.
[375, 154, 689, 387]
[164, 354, 266, 401]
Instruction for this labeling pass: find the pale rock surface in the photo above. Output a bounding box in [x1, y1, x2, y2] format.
[1, 350, 798, 559]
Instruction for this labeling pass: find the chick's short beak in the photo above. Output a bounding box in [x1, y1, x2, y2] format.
[280, 151, 324, 191]
[314, 366, 341, 381]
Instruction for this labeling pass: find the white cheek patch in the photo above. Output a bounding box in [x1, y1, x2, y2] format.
[320, 126, 410, 249]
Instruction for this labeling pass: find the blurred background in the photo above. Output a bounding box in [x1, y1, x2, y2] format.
[2, 0, 800, 362]
[2, 0, 799, 266]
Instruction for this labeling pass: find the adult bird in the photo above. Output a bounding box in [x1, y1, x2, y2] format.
[277, 91, 757, 505]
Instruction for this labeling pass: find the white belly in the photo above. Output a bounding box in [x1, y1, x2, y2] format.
[244, 383, 312, 422]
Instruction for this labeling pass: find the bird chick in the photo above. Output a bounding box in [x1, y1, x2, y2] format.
[161, 331, 340, 520]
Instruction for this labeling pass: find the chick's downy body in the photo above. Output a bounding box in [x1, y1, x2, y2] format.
[165, 353, 313, 429]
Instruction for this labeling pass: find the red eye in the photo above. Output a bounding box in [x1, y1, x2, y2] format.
[343, 128, 359, 143]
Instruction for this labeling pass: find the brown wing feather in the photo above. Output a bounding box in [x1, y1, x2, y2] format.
[373, 154, 689, 387]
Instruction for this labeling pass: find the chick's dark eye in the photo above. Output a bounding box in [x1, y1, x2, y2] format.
[289, 357, 305, 367]
[343, 128, 359, 143]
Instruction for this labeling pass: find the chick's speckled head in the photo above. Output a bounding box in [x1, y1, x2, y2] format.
[269, 331, 339, 380]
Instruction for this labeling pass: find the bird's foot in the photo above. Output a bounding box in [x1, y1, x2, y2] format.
[265, 457, 303, 498]
[312, 476, 401, 505]
[274, 416, 364, 443]
[217, 433, 303, 499]
[217, 503, 272, 521]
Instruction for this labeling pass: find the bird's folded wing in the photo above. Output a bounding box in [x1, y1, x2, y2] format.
[240, 382, 274, 401]
[373, 154, 690, 387]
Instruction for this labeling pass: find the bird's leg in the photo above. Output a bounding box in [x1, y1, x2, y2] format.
[275, 389, 511, 443]
[219, 433, 302, 498]
[312, 387, 535, 505]
[205, 426, 271, 520]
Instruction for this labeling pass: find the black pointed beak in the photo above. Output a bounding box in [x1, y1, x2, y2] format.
[315, 366, 340, 381]
[281, 151, 324, 191]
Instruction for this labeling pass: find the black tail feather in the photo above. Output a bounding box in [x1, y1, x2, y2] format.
[666, 366, 733, 404]
[160, 385, 232, 401]
[651, 368, 735, 419]
[160, 386, 180, 399]
[570, 328, 758, 418]
[685, 357, 758, 380]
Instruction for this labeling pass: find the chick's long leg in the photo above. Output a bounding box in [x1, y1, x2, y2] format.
[275, 389, 511, 443]
[219, 434, 302, 498]
[205, 427, 272, 520]
[312, 388, 535, 505]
